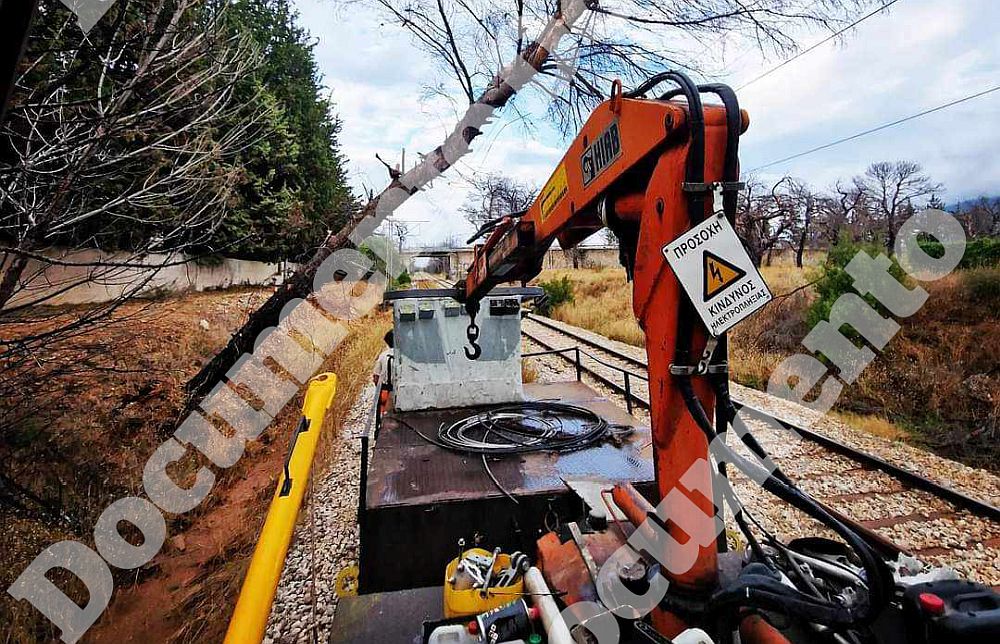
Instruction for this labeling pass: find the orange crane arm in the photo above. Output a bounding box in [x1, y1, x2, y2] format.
[462, 83, 746, 306]
[461, 77, 749, 636]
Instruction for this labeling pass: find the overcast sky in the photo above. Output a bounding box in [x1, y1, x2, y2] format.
[294, 0, 1000, 246]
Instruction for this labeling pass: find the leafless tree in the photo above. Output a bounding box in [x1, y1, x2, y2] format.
[737, 177, 794, 266]
[777, 177, 820, 268]
[560, 244, 586, 268]
[189, 0, 884, 399]
[0, 1, 265, 425]
[389, 219, 413, 251]
[601, 228, 619, 247]
[957, 197, 1000, 238]
[819, 177, 874, 243]
[357, 0, 876, 133]
[439, 233, 464, 248]
[460, 172, 537, 234]
[425, 256, 448, 273]
[735, 176, 828, 266]
[861, 161, 942, 250]
[187, 1, 590, 399]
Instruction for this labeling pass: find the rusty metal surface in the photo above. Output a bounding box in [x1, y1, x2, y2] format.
[536, 529, 629, 606]
[367, 382, 653, 509]
[359, 382, 655, 593]
[329, 585, 442, 643]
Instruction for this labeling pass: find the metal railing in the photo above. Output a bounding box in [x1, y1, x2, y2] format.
[224, 372, 338, 644]
[522, 345, 648, 414]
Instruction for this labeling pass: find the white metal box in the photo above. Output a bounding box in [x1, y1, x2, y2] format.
[392, 296, 523, 411]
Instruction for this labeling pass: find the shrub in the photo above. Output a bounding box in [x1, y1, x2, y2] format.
[392, 270, 411, 289]
[536, 275, 574, 315]
[962, 268, 1000, 300]
[917, 236, 1000, 269]
[806, 233, 907, 329]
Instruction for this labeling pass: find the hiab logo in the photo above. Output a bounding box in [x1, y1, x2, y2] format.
[703, 250, 746, 300]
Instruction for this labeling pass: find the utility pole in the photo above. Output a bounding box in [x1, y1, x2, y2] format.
[382, 217, 428, 276]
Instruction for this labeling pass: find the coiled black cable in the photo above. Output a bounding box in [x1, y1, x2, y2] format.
[436, 401, 628, 455]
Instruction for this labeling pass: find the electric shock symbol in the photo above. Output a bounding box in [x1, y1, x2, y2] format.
[703, 251, 746, 301]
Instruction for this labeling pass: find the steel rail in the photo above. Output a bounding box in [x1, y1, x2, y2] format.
[522, 315, 1000, 523]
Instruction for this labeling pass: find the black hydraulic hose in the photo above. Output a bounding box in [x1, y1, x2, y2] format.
[643, 72, 704, 371]
[708, 345, 775, 566]
[713, 384, 730, 555]
[659, 77, 891, 626]
[625, 71, 706, 227]
[695, 82, 743, 559]
[698, 83, 741, 220]
[634, 73, 771, 581]
[677, 376, 889, 626]
[715, 388, 795, 488]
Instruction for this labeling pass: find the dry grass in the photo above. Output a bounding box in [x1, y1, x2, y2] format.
[855, 268, 1000, 469]
[534, 261, 817, 392]
[531, 262, 999, 472]
[831, 411, 909, 440]
[538, 266, 646, 346]
[0, 287, 392, 642]
[729, 264, 816, 390]
[170, 311, 391, 643]
[2, 288, 273, 642]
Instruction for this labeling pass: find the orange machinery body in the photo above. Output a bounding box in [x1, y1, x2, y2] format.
[462, 94, 757, 638]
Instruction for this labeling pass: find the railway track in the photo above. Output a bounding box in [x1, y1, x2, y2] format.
[410, 272, 453, 289]
[521, 313, 1000, 585]
[400, 276, 1000, 582]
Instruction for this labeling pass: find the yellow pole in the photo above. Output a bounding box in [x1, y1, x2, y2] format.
[224, 372, 338, 644]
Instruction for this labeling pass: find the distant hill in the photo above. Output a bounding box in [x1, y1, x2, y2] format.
[949, 195, 1000, 211]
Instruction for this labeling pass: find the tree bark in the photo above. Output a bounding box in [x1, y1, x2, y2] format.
[185, 1, 589, 402]
[796, 202, 812, 268]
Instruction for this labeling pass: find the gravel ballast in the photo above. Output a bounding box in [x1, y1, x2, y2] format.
[267, 317, 1000, 642]
[264, 384, 374, 643]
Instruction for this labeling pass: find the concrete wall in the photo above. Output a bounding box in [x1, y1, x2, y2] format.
[5, 248, 293, 308]
[406, 244, 622, 278]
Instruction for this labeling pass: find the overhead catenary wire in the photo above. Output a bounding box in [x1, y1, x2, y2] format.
[736, 0, 905, 91]
[749, 84, 1000, 172]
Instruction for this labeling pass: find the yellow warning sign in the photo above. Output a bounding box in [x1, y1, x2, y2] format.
[663, 216, 772, 336]
[703, 251, 746, 301]
[539, 163, 568, 222]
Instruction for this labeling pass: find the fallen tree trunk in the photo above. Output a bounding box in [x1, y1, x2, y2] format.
[185, 1, 590, 402]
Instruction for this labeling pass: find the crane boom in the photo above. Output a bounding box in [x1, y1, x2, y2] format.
[457, 74, 914, 643]
[460, 76, 750, 635]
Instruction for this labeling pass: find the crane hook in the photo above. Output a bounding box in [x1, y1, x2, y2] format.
[464, 300, 482, 360]
[464, 320, 482, 360]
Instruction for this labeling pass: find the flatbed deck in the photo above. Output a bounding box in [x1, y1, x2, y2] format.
[358, 381, 654, 592]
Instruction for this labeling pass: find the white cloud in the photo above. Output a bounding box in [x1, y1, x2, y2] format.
[735, 0, 1000, 200]
[294, 0, 1000, 245]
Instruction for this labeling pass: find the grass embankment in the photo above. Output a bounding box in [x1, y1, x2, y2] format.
[162, 309, 390, 643]
[1, 287, 391, 642]
[535, 256, 1000, 473]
